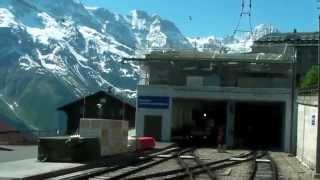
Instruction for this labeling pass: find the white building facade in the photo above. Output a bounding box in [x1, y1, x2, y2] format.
[129, 52, 296, 153]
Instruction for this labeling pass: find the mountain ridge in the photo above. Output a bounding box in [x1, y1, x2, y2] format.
[0, 0, 278, 132]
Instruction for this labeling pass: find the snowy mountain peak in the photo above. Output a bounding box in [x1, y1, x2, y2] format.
[0, 8, 17, 28]
[130, 10, 151, 19]
[0, 0, 195, 131]
[188, 24, 280, 53]
[85, 6, 99, 10]
[0, 0, 280, 133]
[129, 10, 152, 31]
[253, 24, 279, 39]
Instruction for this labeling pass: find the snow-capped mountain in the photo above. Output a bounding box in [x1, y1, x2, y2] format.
[188, 36, 223, 52]
[188, 24, 279, 53]
[0, 0, 278, 132]
[0, 0, 192, 131]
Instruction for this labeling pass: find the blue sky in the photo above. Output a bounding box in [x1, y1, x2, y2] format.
[82, 0, 318, 38]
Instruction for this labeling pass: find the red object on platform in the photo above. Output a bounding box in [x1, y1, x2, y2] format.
[137, 137, 156, 150]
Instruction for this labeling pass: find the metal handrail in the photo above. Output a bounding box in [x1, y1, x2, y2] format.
[298, 87, 319, 95]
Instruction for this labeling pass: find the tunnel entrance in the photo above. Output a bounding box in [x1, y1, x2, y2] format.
[171, 99, 227, 146]
[234, 102, 284, 150]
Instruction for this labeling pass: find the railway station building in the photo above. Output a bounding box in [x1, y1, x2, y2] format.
[126, 50, 295, 153]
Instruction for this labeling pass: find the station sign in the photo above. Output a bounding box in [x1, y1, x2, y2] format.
[312, 115, 316, 126]
[138, 96, 170, 109]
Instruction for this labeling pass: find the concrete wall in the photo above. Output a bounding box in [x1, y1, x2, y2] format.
[296, 96, 318, 169]
[79, 118, 128, 156]
[238, 77, 289, 88]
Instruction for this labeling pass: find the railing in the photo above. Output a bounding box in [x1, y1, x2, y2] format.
[298, 87, 319, 96]
[139, 76, 291, 89]
[134, 47, 223, 57]
[297, 87, 319, 107]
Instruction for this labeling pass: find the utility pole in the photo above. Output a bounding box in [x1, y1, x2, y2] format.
[233, 0, 253, 37]
[316, 13, 320, 176]
[122, 91, 125, 121]
[315, 1, 320, 175]
[232, 0, 254, 52]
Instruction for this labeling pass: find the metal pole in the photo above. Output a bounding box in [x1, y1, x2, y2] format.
[122, 92, 125, 120]
[291, 42, 296, 153]
[316, 15, 320, 175]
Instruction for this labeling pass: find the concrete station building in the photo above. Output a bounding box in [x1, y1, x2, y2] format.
[126, 51, 295, 152]
[125, 31, 318, 154]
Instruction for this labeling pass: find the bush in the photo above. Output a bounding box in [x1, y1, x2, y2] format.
[301, 65, 319, 89]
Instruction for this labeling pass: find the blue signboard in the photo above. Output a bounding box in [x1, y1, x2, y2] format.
[138, 96, 170, 109]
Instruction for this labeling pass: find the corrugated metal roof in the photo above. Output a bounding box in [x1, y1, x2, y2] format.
[256, 32, 318, 42]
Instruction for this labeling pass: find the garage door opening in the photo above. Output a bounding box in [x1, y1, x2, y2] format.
[171, 99, 227, 146]
[234, 102, 284, 150]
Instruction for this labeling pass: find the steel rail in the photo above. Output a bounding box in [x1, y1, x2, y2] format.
[126, 151, 253, 180]
[163, 152, 258, 180]
[248, 151, 258, 180]
[192, 150, 216, 180]
[176, 148, 195, 180]
[49, 146, 180, 180]
[95, 148, 193, 180]
[267, 152, 279, 180]
[248, 151, 276, 180]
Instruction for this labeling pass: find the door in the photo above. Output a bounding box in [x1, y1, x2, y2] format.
[144, 115, 162, 141]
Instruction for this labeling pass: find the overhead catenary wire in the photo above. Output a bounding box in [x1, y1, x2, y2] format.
[233, 0, 253, 38]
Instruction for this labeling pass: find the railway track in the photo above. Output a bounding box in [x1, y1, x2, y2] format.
[192, 150, 216, 180]
[249, 151, 279, 180]
[49, 148, 278, 180]
[174, 148, 215, 180]
[48, 146, 180, 180]
[176, 149, 196, 180]
[92, 148, 193, 180]
[124, 150, 254, 180]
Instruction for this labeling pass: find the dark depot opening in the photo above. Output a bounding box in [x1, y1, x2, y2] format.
[234, 102, 284, 150]
[171, 99, 227, 146]
[189, 101, 227, 146]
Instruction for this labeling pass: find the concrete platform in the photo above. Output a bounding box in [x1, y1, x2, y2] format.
[154, 141, 175, 149]
[0, 145, 37, 163]
[0, 142, 175, 179]
[0, 158, 84, 179]
[271, 151, 314, 180]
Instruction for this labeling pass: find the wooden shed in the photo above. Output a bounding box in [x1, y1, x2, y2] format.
[58, 91, 135, 135]
[0, 122, 24, 145]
